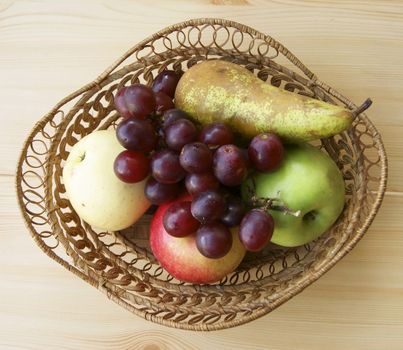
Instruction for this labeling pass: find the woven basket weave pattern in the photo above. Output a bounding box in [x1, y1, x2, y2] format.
[16, 19, 387, 331]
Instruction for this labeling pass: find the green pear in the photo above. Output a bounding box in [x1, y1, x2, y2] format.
[241, 143, 345, 247]
[175, 60, 353, 142]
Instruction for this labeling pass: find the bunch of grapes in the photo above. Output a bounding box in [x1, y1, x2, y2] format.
[113, 69, 285, 259]
[113, 70, 181, 183]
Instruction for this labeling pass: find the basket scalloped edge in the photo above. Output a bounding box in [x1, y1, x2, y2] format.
[16, 18, 387, 331]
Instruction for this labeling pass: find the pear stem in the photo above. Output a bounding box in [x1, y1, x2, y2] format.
[249, 196, 302, 218]
[352, 98, 372, 119]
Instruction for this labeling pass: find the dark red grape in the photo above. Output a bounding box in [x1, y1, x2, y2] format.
[163, 201, 200, 237]
[114, 84, 156, 119]
[155, 92, 174, 114]
[185, 172, 219, 195]
[191, 189, 226, 224]
[248, 133, 284, 172]
[213, 144, 248, 186]
[165, 119, 197, 151]
[239, 209, 274, 251]
[116, 117, 157, 153]
[196, 223, 232, 259]
[152, 70, 182, 98]
[162, 109, 189, 130]
[179, 142, 213, 174]
[114, 87, 130, 118]
[150, 149, 185, 184]
[144, 177, 180, 205]
[221, 195, 246, 227]
[199, 123, 234, 150]
[114, 150, 149, 183]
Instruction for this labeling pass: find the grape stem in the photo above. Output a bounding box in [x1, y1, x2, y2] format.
[249, 195, 302, 218]
[245, 177, 302, 217]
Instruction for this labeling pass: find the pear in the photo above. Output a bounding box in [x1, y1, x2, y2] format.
[175, 60, 367, 142]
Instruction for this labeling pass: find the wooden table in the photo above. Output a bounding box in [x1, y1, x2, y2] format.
[1, 1, 402, 349]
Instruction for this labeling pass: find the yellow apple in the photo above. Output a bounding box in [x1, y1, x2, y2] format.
[62, 129, 150, 231]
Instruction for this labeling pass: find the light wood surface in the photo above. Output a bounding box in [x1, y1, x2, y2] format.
[1, 1, 402, 349]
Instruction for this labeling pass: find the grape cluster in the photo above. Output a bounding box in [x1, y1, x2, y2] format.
[113, 70, 181, 183]
[113, 69, 285, 260]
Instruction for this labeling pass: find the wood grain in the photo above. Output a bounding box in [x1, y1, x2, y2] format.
[1, 1, 402, 349]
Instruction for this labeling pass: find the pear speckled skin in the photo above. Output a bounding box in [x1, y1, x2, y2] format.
[175, 60, 353, 142]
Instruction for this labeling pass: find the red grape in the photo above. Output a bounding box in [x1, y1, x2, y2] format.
[248, 133, 284, 172]
[191, 189, 226, 224]
[150, 149, 185, 184]
[185, 172, 219, 195]
[196, 223, 233, 259]
[199, 123, 234, 150]
[213, 144, 248, 186]
[179, 142, 213, 174]
[165, 119, 197, 151]
[163, 201, 200, 237]
[114, 150, 149, 183]
[116, 117, 157, 153]
[144, 177, 180, 204]
[155, 92, 174, 114]
[114, 84, 156, 119]
[221, 195, 246, 227]
[114, 87, 130, 118]
[239, 209, 274, 251]
[152, 70, 181, 98]
[162, 109, 189, 130]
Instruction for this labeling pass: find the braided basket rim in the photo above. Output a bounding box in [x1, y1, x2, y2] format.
[15, 18, 388, 331]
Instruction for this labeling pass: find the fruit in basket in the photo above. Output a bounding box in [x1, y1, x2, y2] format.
[155, 91, 174, 114]
[163, 201, 200, 237]
[179, 142, 213, 174]
[114, 84, 156, 119]
[150, 149, 186, 184]
[199, 122, 234, 150]
[185, 172, 219, 195]
[144, 177, 180, 205]
[196, 223, 232, 259]
[213, 144, 248, 186]
[221, 194, 246, 227]
[239, 209, 274, 251]
[150, 195, 246, 284]
[175, 60, 354, 142]
[114, 150, 149, 183]
[248, 133, 284, 172]
[191, 189, 227, 224]
[116, 117, 157, 153]
[164, 118, 198, 151]
[242, 143, 345, 247]
[162, 109, 189, 130]
[63, 130, 150, 231]
[152, 70, 182, 98]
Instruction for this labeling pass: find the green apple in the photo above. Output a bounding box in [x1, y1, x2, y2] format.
[242, 143, 345, 247]
[63, 129, 150, 231]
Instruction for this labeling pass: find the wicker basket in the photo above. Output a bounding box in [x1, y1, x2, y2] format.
[16, 18, 387, 331]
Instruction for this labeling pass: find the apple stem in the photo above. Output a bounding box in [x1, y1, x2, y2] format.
[250, 196, 302, 218]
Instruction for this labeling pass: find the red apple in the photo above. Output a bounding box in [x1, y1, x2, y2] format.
[150, 194, 246, 284]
